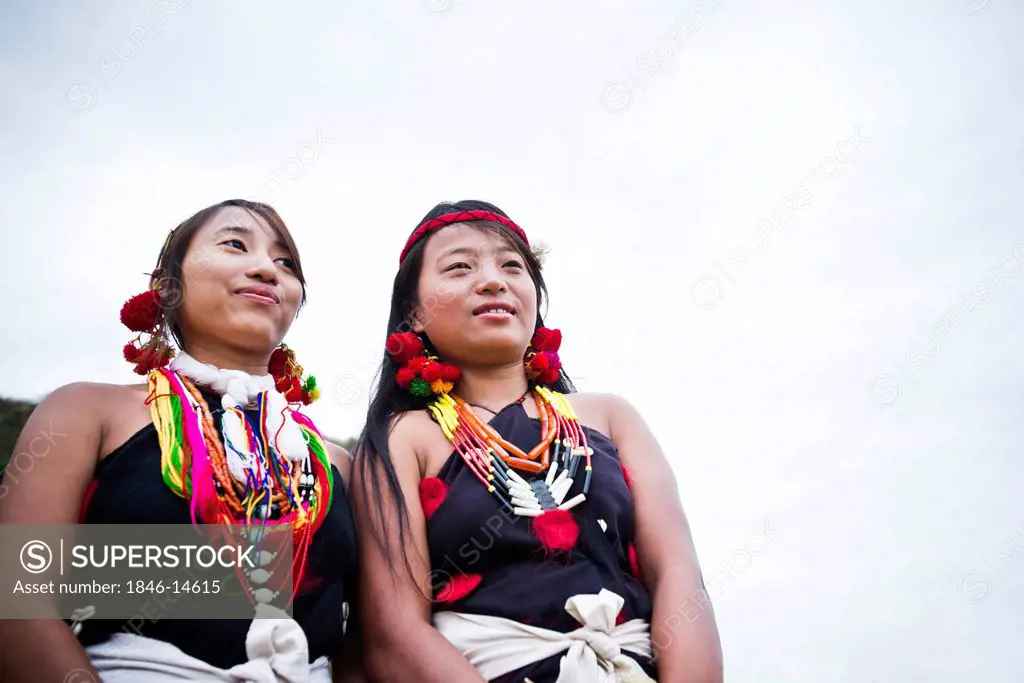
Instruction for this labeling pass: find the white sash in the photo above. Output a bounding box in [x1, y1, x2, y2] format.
[84, 607, 330, 682]
[434, 588, 657, 682]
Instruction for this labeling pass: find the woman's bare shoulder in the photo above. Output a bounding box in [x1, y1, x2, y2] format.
[562, 391, 626, 435]
[33, 381, 153, 453]
[34, 381, 145, 412]
[386, 409, 450, 476]
[7, 381, 146, 466]
[324, 441, 354, 488]
[389, 408, 438, 442]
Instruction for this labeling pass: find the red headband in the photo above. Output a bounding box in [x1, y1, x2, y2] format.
[399, 210, 529, 264]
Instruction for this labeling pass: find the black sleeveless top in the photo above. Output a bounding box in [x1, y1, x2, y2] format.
[425, 401, 658, 683]
[76, 398, 358, 670]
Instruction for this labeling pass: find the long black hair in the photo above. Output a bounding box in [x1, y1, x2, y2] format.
[354, 199, 576, 575]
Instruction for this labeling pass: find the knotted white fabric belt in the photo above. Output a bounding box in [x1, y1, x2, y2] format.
[84, 605, 330, 682]
[434, 588, 657, 682]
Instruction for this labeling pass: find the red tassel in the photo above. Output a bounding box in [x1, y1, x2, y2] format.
[419, 477, 448, 519]
[436, 573, 482, 603]
[130, 346, 172, 375]
[621, 464, 633, 490]
[533, 509, 579, 552]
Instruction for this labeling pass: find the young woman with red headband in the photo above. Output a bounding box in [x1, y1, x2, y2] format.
[0, 200, 362, 682]
[354, 200, 724, 682]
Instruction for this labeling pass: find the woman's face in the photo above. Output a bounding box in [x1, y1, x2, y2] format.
[176, 206, 303, 355]
[413, 223, 538, 366]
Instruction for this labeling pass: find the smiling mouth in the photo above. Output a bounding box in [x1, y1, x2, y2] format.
[236, 289, 280, 305]
[473, 304, 516, 317]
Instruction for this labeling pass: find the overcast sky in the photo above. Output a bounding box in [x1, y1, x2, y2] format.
[2, 1, 1022, 680]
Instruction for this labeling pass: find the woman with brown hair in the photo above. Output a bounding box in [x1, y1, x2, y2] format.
[0, 199, 361, 682]
[354, 200, 723, 682]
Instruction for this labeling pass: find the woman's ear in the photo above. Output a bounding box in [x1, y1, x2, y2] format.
[409, 308, 426, 334]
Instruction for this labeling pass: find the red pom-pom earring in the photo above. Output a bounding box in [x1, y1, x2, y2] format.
[386, 331, 461, 398]
[120, 285, 174, 375]
[268, 344, 320, 405]
[120, 290, 162, 332]
[524, 327, 562, 386]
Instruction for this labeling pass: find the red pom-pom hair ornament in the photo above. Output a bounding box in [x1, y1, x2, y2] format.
[120, 290, 162, 332]
[525, 327, 563, 386]
[120, 287, 173, 375]
[385, 331, 424, 364]
[386, 331, 461, 398]
[531, 327, 562, 353]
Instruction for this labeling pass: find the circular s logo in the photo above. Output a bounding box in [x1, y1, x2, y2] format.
[63, 669, 98, 683]
[20, 540, 53, 574]
[599, 80, 634, 115]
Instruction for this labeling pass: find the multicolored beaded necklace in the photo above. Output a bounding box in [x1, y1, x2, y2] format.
[145, 356, 333, 608]
[426, 386, 593, 517]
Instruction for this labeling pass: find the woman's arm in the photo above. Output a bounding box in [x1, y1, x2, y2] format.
[326, 442, 354, 487]
[323, 442, 367, 683]
[606, 394, 724, 683]
[352, 414, 486, 683]
[0, 383, 106, 683]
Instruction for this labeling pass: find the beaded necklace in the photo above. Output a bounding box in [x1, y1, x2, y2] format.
[427, 386, 593, 517]
[145, 355, 333, 608]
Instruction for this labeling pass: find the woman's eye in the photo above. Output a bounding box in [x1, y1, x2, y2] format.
[445, 262, 470, 272]
[221, 239, 246, 251]
[504, 260, 524, 269]
[276, 258, 295, 270]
